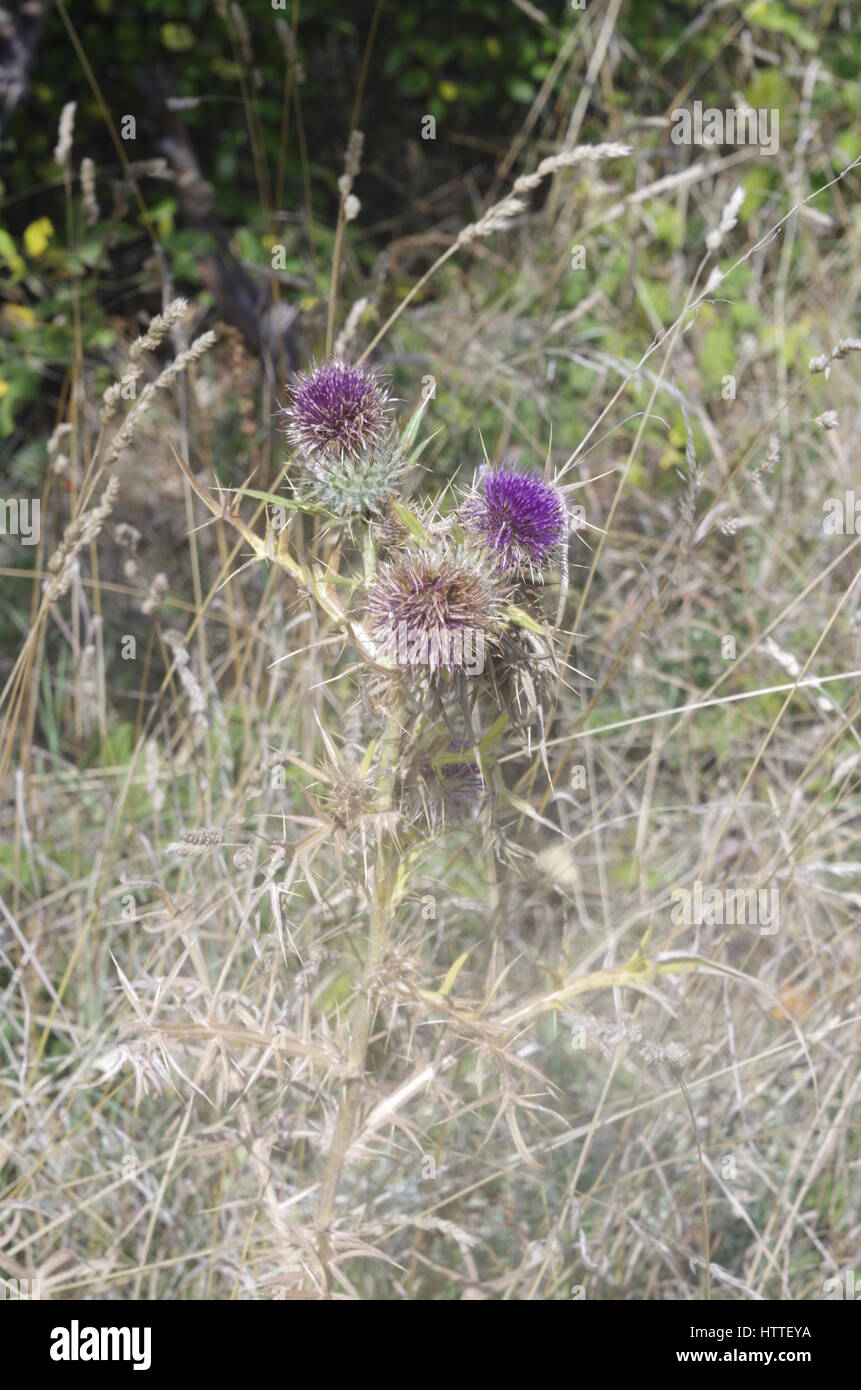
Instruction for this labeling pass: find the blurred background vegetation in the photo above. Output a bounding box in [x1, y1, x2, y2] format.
[3, 0, 860, 450]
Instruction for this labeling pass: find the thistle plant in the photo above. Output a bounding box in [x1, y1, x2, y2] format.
[164, 352, 574, 1280]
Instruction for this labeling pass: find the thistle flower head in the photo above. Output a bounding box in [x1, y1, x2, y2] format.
[283, 358, 391, 463]
[367, 547, 507, 681]
[281, 359, 400, 516]
[463, 464, 566, 572]
[491, 626, 559, 731]
[401, 758, 484, 830]
[321, 762, 378, 833]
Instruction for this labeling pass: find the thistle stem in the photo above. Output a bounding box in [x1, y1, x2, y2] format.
[314, 702, 403, 1287]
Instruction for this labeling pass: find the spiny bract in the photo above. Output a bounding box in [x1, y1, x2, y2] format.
[297, 432, 406, 517]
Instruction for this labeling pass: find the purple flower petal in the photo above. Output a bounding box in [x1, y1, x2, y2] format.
[283, 359, 390, 462]
[463, 465, 566, 570]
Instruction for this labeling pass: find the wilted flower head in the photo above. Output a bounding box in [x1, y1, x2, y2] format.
[321, 762, 379, 833]
[463, 464, 566, 573]
[401, 758, 485, 829]
[367, 547, 507, 681]
[283, 358, 391, 463]
[491, 625, 559, 731]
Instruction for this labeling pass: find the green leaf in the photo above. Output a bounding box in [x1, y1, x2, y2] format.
[398, 390, 433, 454]
[401, 427, 442, 470]
[439, 951, 470, 997]
[230, 487, 324, 514]
[24, 217, 54, 258]
[399, 68, 431, 98]
[477, 712, 509, 753]
[744, 1, 818, 50]
[0, 229, 26, 280]
[504, 603, 544, 635]
[390, 501, 429, 545]
[507, 77, 535, 104]
[161, 22, 195, 51]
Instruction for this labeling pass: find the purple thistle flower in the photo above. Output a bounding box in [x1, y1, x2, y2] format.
[367, 549, 506, 681]
[463, 465, 566, 572]
[283, 359, 391, 462]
